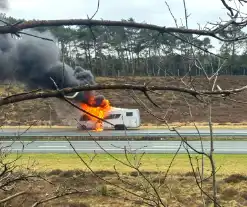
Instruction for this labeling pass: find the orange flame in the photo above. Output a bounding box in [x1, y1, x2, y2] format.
[80, 97, 112, 131]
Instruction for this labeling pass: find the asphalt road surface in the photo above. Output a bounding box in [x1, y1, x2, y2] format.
[1, 140, 247, 154]
[0, 128, 247, 137]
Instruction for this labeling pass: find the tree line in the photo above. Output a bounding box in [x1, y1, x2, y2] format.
[2, 14, 247, 77]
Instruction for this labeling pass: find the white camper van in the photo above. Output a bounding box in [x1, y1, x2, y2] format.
[77, 107, 141, 130]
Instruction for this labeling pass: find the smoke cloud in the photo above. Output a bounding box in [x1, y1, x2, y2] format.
[0, 29, 104, 106]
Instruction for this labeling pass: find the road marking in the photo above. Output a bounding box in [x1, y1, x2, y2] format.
[38, 146, 67, 148]
[16, 148, 129, 151]
[153, 146, 181, 148]
[11, 148, 247, 152]
[13, 148, 189, 151]
[12, 148, 207, 150]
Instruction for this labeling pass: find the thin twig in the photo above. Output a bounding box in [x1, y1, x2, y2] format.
[0, 191, 27, 204]
[65, 137, 155, 205]
[31, 190, 92, 207]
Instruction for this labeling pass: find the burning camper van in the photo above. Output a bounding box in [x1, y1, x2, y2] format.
[77, 107, 141, 131]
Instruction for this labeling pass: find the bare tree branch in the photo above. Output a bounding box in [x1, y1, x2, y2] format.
[31, 190, 92, 207]
[0, 191, 26, 204]
[221, 0, 234, 16]
[65, 137, 156, 205]
[0, 18, 246, 42]
[1, 83, 247, 106]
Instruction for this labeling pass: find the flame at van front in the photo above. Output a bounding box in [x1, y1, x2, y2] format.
[80, 97, 112, 131]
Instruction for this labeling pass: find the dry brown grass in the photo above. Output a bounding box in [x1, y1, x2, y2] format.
[2, 75, 247, 127]
[1, 170, 247, 207]
[0, 83, 62, 126]
[95, 75, 247, 125]
[3, 152, 247, 206]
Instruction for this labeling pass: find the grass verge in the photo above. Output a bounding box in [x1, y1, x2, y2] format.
[9, 153, 247, 176]
[2, 136, 247, 141]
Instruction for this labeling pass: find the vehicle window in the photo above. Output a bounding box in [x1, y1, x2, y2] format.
[105, 114, 114, 119]
[105, 114, 121, 119]
[126, 112, 133, 116]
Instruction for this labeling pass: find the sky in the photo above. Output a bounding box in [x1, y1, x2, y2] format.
[6, 0, 229, 26]
[3, 0, 247, 52]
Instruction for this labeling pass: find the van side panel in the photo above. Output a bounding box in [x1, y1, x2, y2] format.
[78, 108, 141, 130]
[103, 112, 124, 129]
[131, 109, 140, 127]
[135, 109, 141, 127]
[122, 109, 141, 128]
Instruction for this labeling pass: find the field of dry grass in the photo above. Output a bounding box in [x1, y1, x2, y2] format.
[96, 75, 247, 125]
[2, 153, 247, 206]
[2, 170, 247, 207]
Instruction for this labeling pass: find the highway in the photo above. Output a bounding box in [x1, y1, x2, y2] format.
[0, 128, 247, 137]
[1, 140, 247, 154]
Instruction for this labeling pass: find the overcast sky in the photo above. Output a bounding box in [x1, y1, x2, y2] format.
[4, 0, 247, 51]
[6, 0, 230, 26]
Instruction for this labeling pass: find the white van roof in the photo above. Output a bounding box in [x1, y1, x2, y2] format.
[80, 107, 139, 117]
[109, 107, 139, 112]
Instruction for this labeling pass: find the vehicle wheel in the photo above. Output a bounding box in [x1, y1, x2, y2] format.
[114, 124, 127, 130]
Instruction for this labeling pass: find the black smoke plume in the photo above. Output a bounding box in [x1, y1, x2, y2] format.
[0, 29, 104, 106]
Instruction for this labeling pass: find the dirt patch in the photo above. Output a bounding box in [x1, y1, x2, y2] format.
[2, 75, 247, 126]
[240, 191, 247, 200]
[221, 188, 239, 200]
[224, 174, 247, 183]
